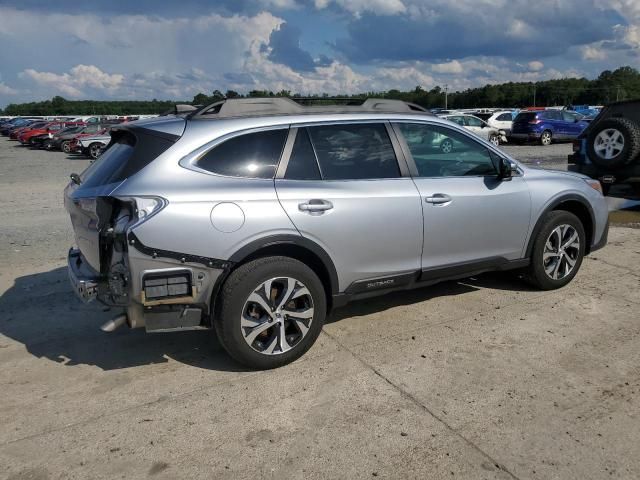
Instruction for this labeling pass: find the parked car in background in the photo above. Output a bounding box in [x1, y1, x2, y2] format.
[510, 110, 589, 145]
[75, 131, 112, 159]
[30, 125, 85, 150]
[440, 114, 507, 146]
[569, 99, 640, 195]
[485, 111, 514, 134]
[18, 121, 83, 145]
[46, 124, 106, 152]
[9, 121, 48, 140]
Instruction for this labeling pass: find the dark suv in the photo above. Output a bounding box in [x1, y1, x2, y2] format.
[510, 110, 589, 145]
[569, 100, 640, 194]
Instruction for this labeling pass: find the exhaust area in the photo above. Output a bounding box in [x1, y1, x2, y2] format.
[100, 314, 127, 332]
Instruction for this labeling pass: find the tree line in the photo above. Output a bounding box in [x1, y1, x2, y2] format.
[2, 66, 638, 116]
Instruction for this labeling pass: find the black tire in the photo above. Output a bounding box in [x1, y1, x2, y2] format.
[540, 130, 552, 146]
[524, 211, 586, 290]
[440, 138, 454, 153]
[586, 118, 640, 169]
[88, 142, 103, 159]
[214, 256, 326, 369]
[60, 140, 71, 153]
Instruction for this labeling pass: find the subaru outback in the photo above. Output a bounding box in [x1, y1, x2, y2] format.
[65, 98, 609, 369]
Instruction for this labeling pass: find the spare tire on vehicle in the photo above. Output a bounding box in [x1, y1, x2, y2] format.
[586, 118, 640, 169]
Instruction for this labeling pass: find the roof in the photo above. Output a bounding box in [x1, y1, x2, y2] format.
[190, 97, 431, 120]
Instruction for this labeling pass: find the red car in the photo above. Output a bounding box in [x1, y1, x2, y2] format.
[9, 121, 48, 140]
[18, 121, 84, 145]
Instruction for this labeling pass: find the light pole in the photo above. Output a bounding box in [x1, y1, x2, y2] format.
[444, 84, 448, 109]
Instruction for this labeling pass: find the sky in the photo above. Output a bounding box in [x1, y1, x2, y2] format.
[0, 0, 638, 107]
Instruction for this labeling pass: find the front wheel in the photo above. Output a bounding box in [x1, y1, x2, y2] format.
[489, 134, 500, 146]
[214, 256, 326, 369]
[60, 140, 71, 153]
[524, 211, 585, 290]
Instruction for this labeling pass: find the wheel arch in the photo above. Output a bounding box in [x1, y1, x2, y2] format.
[525, 194, 595, 257]
[211, 235, 339, 316]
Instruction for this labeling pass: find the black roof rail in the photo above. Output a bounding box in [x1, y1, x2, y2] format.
[190, 97, 431, 119]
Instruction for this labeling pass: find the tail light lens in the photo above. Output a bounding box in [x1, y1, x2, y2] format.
[528, 119, 540, 125]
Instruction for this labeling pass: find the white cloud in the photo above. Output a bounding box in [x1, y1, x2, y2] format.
[431, 60, 464, 74]
[0, 83, 18, 95]
[528, 61, 544, 71]
[581, 44, 607, 61]
[20, 65, 123, 98]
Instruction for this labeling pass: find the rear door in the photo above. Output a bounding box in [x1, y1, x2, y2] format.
[275, 122, 423, 292]
[392, 121, 531, 270]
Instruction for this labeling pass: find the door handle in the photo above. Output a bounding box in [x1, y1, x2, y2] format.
[299, 199, 333, 212]
[425, 194, 452, 205]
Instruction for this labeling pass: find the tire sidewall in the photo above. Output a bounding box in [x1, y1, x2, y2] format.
[215, 257, 327, 369]
[61, 140, 70, 153]
[529, 211, 586, 290]
[540, 130, 552, 146]
[586, 118, 639, 169]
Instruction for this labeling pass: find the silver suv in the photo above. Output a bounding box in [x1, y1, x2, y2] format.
[65, 98, 609, 369]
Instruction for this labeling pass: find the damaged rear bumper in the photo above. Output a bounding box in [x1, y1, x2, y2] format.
[68, 248, 101, 303]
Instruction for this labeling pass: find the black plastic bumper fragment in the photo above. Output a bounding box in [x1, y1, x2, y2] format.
[127, 232, 232, 269]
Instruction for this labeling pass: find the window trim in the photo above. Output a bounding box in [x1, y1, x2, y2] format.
[390, 120, 522, 179]
[276, 120, 411, 180]
[179, 124, 290, 180]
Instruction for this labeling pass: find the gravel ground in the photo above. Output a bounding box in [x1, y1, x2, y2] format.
[1, 138, 640, 479]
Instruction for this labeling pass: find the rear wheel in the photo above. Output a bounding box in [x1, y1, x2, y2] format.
[540, 130, 552, 146]
[524, 211, 585, 290]
[88, 142, 103, 159]
[214, 256, 326, 369]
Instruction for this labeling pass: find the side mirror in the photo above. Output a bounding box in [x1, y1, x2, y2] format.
[498, 157, 517, 180]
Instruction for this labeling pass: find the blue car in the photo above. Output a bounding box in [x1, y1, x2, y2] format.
[509, 110, 590, 146]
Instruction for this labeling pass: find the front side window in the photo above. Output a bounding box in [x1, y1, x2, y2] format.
[395, 123, 498, 178]
[197, 129, 288, 178]
[306, 123, 399, 180]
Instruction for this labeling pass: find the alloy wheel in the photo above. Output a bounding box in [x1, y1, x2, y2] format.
[594, 128, 624, 160]
[440, 139, 453, 153]
[541, 131, 552, 146]
[490, 135, 500, 146]
[89, 144, 102, 159]
[241, 277, 314, 355]
[543, 224, 580, 280]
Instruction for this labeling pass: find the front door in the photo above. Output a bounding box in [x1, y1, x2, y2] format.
[275, 123, 423, 292]
[392, 122, 531, 270]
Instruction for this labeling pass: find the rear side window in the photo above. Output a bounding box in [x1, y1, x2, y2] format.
[543, 110, 562, 120]
[197, 129, 287, 178]
[80, 129, 176, 188]
[497, 113, 512, 121]
[306, 124, 399, 180]
[514, 112, 537, 122]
